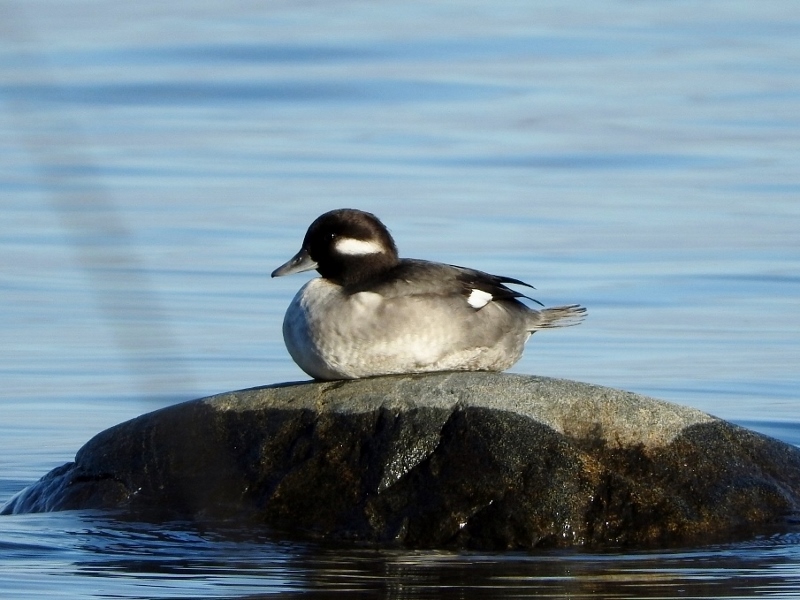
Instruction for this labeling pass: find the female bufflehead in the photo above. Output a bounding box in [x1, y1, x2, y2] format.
[272, 209, 585, 380]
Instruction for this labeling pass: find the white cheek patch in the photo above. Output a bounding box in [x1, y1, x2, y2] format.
[467, 288, 493, 309]
[334, 237, 384, 256]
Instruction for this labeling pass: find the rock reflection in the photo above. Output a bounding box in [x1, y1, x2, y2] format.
[60, 515, 800, 599]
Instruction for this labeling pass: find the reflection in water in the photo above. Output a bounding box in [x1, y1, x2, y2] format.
[13, 514, 788, 598]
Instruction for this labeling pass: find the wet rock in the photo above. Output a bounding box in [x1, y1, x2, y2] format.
[4, 372, 800, 549]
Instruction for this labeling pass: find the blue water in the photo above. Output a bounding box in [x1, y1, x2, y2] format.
[2, 0, 800, 597]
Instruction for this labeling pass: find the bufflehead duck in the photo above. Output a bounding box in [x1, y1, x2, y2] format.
[272, 209, 585, 380]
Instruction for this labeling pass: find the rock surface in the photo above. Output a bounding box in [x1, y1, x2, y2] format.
[4, 372, 800, 549]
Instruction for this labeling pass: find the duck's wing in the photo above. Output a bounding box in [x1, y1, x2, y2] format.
[351, 259, 544, 308]
[447, 263, 544, 307]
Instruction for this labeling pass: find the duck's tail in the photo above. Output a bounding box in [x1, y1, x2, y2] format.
[528, 304, 586, 331]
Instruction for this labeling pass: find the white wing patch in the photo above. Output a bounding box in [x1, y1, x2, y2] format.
[467, 288, 493, 309]
[334, 237, 384, 255]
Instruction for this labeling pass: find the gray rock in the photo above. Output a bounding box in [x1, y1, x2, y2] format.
[4, 372, 800, 549]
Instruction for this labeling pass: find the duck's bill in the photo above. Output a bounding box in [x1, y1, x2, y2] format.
[271, 248, 318, 277]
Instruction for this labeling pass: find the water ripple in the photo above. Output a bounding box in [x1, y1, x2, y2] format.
[1, 80, 506, 106]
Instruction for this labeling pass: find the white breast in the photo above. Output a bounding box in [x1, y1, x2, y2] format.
[282, 279, 346, 379]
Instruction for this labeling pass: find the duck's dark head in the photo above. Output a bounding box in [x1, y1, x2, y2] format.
[271, 209, 400, 286]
